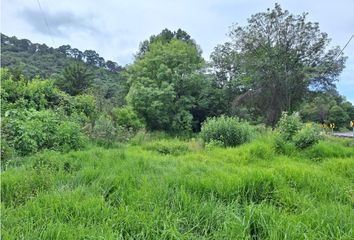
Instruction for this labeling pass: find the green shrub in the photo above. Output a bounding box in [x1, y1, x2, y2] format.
[1, 71, 67, 113]
[200, 116, 253, 147]
[293, 124, 322, 149]
[92, 116, 116, 143]
[2, 109, 86, 156]
[111, 106, 145, 131]
[277, 112, 303, 141]
[55, 121, 86, 151]
[73, 94, 97, 124]
[273, 134, 297, 155]
[116, 126, 138, 143]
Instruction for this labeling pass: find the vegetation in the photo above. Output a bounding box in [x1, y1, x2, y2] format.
[200, 116, 253, 147]
[2, 134, 354, 239]
[127, 38, 207, 133]
[301, 92, 354, 128]
[211, 4, 347, 126]
[1, 33, 127, 107]
[293, 124, 322, 149]
[1, 3, 354, 239]
[276, 112, 303, 141]
[56, 63, 94, 96]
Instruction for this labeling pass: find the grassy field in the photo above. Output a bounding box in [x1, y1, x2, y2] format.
[1, 133, 354, 239]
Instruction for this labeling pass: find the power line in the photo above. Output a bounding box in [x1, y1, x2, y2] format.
[36, 0, 55, 45]
[336, 34, 354, 60]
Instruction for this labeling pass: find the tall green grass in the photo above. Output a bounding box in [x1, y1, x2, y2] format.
[1, 134, 354, 239]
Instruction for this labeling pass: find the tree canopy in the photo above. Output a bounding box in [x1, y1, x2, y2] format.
[127, 38, 206, 132]
[56, 63, 94, 96]
[211, 4, 346, 126]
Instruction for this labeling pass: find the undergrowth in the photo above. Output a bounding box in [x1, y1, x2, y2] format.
[1, 133, 353, 239]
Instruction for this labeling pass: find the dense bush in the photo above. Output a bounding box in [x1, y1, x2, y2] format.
[273, 134, 297, 155]
[277, 112, 303, 141]
[293, 124, 322, 149]
[111, 106, 145, 131]
[55, 121, 87, 151]
[1, 69, 66, 113]
[275, 113, 322, 152]
[200, 116, 253, 147]
[2, 109, 86, 156]
[92, 116, 116, 143]
[73, 94, 97, 124]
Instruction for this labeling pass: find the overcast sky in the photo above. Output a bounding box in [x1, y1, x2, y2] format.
[1, 0, 353, 103]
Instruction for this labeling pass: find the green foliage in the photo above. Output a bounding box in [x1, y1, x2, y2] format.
[136, 28, 196, 59]
[92, 115, 116, 143]
[328, 105, 350, 129]
[211, 4, 346, 126]
[1, 69, 94, 157]
[293, 124, 322, 149]
[301, 93, 353, 129]
[127, 38, 206, 133]
[276, 113, 322, 151]
[56, 63, 94, 96]
[144, 139, 190, 155]
[72, 94, 97, 124]
[111, 106, 145, 131]
[1, 33, 125, 102]
[200, 116, 253, 147]
[303, 137, 354, 161]
[0, 139, 15, 164]
[55, 121, 87, 151]
[273, 134, 297, 155]
[2, 134, 354, 239]
[277, 112, 303, 141]
[204, 139, 224, 150]
[1, 68, 67, 113]
[2, 110, 86, 156]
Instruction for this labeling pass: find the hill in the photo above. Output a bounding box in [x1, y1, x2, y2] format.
[1, 33, 127, 101]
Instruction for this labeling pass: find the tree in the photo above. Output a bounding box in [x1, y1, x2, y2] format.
[57, 63, 94, 96]
[127, 39, 205, 132]
[58, 45, 72, 57]
[83, 50, 100, 66]
[301, 92, 354, 128]
[136, 28, 198, 59]
[328, 105, 349, 128]
[106, 60, 123, 72]
[211, 4, 346, 126]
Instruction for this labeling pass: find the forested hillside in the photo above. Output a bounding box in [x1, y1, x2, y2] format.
[1, 33, 127, 105]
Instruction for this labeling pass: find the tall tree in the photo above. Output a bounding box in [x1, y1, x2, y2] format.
[211, 4, 346, 126]
[57, 63, 94, 96]
[136, 28, 198, 59]
[127, 39, 205, 132]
